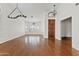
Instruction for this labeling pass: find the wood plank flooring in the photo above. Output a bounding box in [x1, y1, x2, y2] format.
[0, 35, 79, 56]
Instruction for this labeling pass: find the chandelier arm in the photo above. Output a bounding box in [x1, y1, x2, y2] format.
[8, 8, 17, 17]
[8, 15, 19, 19]
[18, 8, 24, 15]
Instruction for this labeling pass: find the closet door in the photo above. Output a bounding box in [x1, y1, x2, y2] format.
[48, 19, 55, 40]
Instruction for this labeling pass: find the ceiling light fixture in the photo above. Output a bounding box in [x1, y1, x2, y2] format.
[8, 3, 27, 19]
[75, 3, 79, 6]
[48, 4, 57, 17]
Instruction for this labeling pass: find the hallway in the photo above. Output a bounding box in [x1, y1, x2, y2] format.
[0, 35, 79, 56]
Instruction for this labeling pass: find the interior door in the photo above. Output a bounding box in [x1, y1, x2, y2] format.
[48, 19, 55, 40]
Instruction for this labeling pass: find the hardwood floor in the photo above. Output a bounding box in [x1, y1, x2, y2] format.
[0, 35, 79, 56]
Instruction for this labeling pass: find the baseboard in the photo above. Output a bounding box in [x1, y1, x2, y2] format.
[72, 47, 79, 52]
[44, 35, 48, 38]
[72, 45, 79, 51]
[0, 33, 25, 44]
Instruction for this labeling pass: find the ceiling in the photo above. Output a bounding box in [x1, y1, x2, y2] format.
[19, 3, 51, 12]
[0, 3, 60, 15]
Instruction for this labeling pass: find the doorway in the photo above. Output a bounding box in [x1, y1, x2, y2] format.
[61, 17, 72, 40]
[48, 19, 55, 40]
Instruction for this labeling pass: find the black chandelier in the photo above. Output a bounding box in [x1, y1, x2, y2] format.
[8, 4, 27, 19]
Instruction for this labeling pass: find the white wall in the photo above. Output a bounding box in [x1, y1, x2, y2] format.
[66, 19, 72, 37]
[0, 3, 25, 43]
[56, 3, 79, 50]
[44, 12, 48, 38]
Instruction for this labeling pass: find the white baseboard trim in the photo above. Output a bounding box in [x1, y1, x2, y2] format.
[44, 35, 48, 39]
[0, 33, 25, 44]
[56, 38, 61, 40]
[72, 46, 79, 51]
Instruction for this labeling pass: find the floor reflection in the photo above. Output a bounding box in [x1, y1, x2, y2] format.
[25, 35, 41, 47]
